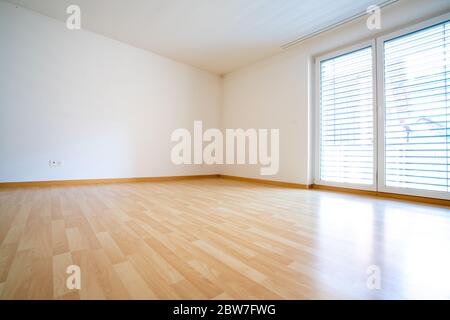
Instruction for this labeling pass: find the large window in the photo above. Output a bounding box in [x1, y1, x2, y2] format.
[316, 15, 450, 200]
[382, 21, 450, 194]
[318, 46, 375, 186]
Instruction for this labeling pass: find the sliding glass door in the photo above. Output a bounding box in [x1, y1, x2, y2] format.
[316, 14, 450, 200]
[378, 17, 450, 199]
[316, 43, 376, 190]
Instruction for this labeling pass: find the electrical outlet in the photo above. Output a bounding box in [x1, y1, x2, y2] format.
[49, 160, 63, 167]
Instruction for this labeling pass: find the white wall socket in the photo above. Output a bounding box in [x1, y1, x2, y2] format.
[49, 160, 63, 167]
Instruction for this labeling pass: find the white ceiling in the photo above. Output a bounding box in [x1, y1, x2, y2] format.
[7, 0, 391, 74]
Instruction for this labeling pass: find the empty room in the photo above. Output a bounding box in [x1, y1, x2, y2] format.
[0, 0, 449, 306]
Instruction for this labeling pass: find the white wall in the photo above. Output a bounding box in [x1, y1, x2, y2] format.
[222, 0, 450, 185]
[2, 0, 449, 184]
[0, 1, 221, 182]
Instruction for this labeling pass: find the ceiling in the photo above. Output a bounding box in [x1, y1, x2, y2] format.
[7, 0, 391, 74]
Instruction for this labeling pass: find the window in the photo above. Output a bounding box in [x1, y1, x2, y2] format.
[318, 46, 375, 187]
[316, 14, 450, 200]
[382, 21, 450, 194]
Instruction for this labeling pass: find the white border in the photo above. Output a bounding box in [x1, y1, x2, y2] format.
[376, 13, 450, 200]
[314, 40, 377, 191]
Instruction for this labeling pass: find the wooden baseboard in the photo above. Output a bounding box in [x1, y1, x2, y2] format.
[312, 184, 450, 207]
[219, 175, 311, 189]
[0, 174, 220, 188]
[1, 174, 447, 206]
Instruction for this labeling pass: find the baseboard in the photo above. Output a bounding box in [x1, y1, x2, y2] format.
[0, 174, 220, 188]
[1, 174, 448, 207]
[219, 175, 311, 189]
[312, 184, 450, 207]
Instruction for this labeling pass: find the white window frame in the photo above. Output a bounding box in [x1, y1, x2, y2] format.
[314, 13, 450, 200]
[314, 40, 378, 191]
[376, 13, 450, 200]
